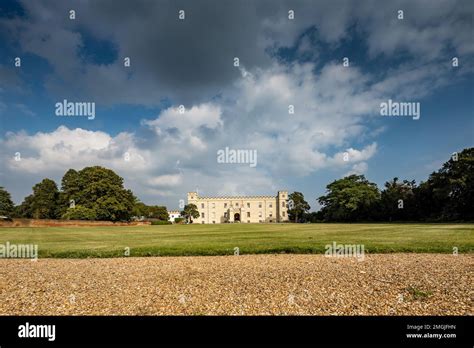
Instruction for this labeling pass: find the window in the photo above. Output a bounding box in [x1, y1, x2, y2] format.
[247, 220, 250, 223]
[258, 202, 262, 208]
[212, 221, 216, 224]
[283, 212, 286, 217]
[259, 212, 262, 217]
[282, 202, 285, 207]
[269, 203, 272, 208]
[224, 203, 227, 208]
[201, 212, 205, 218]
[247, 212, 250, 218]
[259, 220, 263, 223]
[236, 202, 239, 207]
[212, 203, 215, 209]
[201, 203, 205, 208]
[224, 212, 227, 218]
[247, 203, 250, 208]
[202, 221, 205, 224]
[269, 213, 273, 217]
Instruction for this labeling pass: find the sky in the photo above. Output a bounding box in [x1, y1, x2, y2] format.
[0, 0, 473, 210]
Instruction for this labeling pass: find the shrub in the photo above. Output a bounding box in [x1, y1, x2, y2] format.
[174, 217, 185, 224]
[150, 220, 172, 225]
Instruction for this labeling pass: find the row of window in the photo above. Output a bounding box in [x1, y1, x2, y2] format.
[201, 211, 286, 218]
[200, 202, 286, 209]
[202, 220, 275, 224]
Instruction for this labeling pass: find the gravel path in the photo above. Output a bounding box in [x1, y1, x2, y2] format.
[0, 254, 472, 315]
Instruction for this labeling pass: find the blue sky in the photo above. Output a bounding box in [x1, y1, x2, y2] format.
[0, 0, 473, 209]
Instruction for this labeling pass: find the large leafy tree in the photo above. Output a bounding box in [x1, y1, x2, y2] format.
[14, 195, 33, 218]
[181, 204, 199, 223]
[147, 205, 169, 220]
[58, 169, 81, 216]
[288, 192, 310, 223]
[61, 169, 81, 200]
[94, 194, 135, 221]
[0, 187, 15, 216]
[380, 178, 417, 221]
[133, 201, 149, 218]
[62, 205, 97, 220]
[17, 178, 61, 219]
[318, 175, 380, 222]
[416, 148, 474, 221]
[60, 166, 137, 221]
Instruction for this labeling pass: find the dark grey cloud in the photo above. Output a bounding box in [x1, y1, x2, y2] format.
[4, 0, 274, 105]
[2, 0, 473, 105]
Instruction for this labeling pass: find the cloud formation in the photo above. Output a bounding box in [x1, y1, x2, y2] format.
[1, 0, 472, 105]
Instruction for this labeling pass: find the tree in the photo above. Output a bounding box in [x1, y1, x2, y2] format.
[132, 202, 169, 221]
[60, 166, 137, 221]
[181, 204, 199, 223]
[416, 148, 474, 221]
[14, 194, 34, 218]
[17, 178, 61, 219]
[133, 202, 148, 218]
[0, 187, 14, 216]
[59, 169, 81, 216]
[62, 205, 97, 220]
[147, 205, 169, 220]
[302, 211, 324, 223]
[380, 178, 417, 221]
[61, 169, 80, 200]
[318, 175, 380, 222]
[288, 192, 310, 222]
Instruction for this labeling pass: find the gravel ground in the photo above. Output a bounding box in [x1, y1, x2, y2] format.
[0, 254, 472, 315]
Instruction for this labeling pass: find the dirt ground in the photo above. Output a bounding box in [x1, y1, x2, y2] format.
[0, 254, 472, 315]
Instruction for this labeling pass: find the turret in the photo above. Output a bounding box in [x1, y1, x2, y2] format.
[187, 192, 198, 204]
[277, 191, 289, 222]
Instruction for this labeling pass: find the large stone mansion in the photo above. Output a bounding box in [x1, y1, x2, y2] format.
[187, 191, 289, 224]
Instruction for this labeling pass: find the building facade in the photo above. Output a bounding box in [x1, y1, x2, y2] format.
[187, 191, 289, 224]
[168, 210, 182, 222]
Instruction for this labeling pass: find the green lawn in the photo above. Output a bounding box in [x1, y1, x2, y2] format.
[0, 223, 473, 258]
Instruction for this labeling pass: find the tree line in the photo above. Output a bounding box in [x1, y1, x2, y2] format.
[0, 166, 168, 222]
[288, 147, 473, 222]
[1, 147, 472, 223]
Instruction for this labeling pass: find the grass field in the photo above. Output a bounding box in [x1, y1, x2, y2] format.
[0, 223, 473, 258]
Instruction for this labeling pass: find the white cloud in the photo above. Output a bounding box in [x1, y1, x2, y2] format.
[2, 126, 149, 174]
[148, 174, 182, 187]
[219, 62, 381, 176]
[144, 104, 223, 152]
[345, 162, 369, 176]
[329, 143, 378, 166]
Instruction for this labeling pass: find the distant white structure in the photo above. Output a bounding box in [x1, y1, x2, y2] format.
[168, 210, 182, 222]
